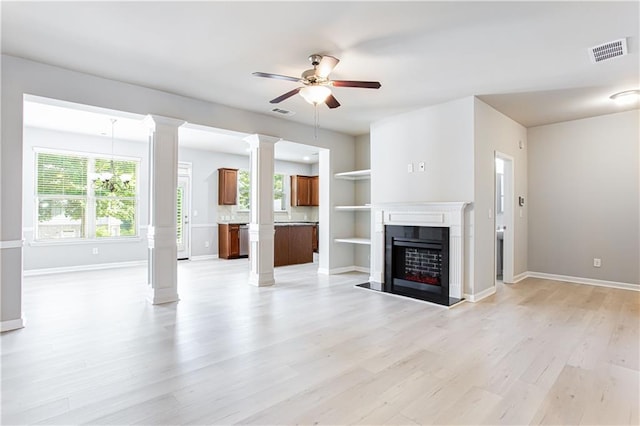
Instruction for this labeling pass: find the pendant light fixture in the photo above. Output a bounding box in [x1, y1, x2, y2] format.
[93, 118, 132, 193]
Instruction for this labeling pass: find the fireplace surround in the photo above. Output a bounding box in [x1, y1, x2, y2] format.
[369, 202, 469, 306]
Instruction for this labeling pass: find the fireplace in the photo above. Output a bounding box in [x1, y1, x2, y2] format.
[386, 225, 456, 305]
[367, 202, 468, 307]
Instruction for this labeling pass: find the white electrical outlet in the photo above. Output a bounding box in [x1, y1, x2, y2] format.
[418, 162, 425, 171]
[593, 258, 601, 267]
[92, 248, 99, 255]
[204, 241, 210, 248]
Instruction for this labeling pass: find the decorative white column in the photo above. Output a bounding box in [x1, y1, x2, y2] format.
[144, 115, 185, 304]
[244, 134, 280, 286]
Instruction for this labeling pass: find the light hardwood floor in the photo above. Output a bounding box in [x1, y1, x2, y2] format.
[2, 259, 638, 425]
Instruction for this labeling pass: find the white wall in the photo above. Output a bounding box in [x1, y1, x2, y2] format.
[370, 96, 529, 298]
[2, 55, 357, 327]
[528, 110, 639, 286]
[473, 98, 528, 293]
[354, 134, 371, 269]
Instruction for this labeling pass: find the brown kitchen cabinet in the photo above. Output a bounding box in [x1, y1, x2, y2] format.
[273, 226, 290, 267]
[310, 176, 319, 206]
[312, 224, 318, 252]
[274, 225, 314, 266]
[218, 168, 238, 205]
[290, 175, 319, 206]
[218, 223, 240, 259]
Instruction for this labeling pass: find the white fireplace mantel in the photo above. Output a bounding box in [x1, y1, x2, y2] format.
[369, 202, 470, 299]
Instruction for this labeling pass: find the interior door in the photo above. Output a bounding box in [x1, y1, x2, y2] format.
[177, 175, 190, 260]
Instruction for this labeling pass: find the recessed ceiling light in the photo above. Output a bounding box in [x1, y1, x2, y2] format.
[303, 156, 310, 161]
[609, 89, 640, 105]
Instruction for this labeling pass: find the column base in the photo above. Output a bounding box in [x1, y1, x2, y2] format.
[249, 272, 275, 287]
[147, 287, 180, 305]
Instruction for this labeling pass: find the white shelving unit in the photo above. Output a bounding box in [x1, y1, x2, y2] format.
[334, 237, 371, 245]
[334, 205, 371, 211]
[334, 169, 371, 246]
[334, 169, 371, 180]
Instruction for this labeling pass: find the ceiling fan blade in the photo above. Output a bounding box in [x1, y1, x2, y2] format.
[269, 87, 301, 104]
[325, 94, 341, 109]
[253, 72, 301, 83]
[316, 55, 339, 79]
[332, 80, 382, 89]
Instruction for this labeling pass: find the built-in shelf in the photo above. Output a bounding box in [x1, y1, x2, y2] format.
[334, 205, 371, 211]
[334, 237, 371, 245]
[334, 169, 371, 180]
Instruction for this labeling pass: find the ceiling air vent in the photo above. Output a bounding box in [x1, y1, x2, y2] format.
[588, 38, 628, 63]
[271, 107, 295, 116]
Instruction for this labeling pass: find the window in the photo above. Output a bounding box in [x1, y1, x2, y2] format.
[35, 150, 139, 241]
[236, 169, 287, 211]
[238, 169, 250, 211]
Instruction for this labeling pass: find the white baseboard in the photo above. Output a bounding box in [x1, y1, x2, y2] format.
[189, 255, 218, 261]
[464, 286, 496, 302]
[525, 271, 639, 292]
[319, 265, 370, 275]
[24, 260, 147, 276]
[1, 317, 25, 332]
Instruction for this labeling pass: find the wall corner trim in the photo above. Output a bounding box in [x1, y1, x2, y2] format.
[464, 286, 496, 302]
[1, 317, 26, 332]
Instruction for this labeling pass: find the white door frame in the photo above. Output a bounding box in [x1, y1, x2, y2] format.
[177, 162, 192, 260]
[495, 151, 514, 284]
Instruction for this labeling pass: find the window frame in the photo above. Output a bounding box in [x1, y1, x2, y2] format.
[33, 147, 141, 244]
[236, 168, 289, 212]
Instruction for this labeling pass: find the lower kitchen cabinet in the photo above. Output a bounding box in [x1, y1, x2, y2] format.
[218, 223, 248, 259]
[274, 225, 314, 266]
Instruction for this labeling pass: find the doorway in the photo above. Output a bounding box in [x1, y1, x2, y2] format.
[177, 163, 192, 260]
[495, 152, 514, 285]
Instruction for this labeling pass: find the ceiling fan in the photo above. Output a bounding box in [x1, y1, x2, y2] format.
[253, 54, 381, 109]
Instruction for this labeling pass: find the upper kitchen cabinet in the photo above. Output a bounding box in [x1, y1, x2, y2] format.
[291, 175, 319, 207]
[218, 168, 238, 205]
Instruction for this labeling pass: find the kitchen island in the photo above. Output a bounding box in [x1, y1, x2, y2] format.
[274, 222, 316, 267]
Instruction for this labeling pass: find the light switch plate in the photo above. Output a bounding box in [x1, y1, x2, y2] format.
[407, 163, 414, 173]
[418, 162, 425, 171]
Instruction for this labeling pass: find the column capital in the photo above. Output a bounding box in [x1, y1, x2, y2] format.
[144, 114, 186, 131]
[244, 134, 281, 148]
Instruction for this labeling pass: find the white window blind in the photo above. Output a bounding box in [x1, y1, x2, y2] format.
[35, 150, 139, 241]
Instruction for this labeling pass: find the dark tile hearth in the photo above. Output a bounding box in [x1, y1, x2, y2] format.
[356, 282, 463, 307]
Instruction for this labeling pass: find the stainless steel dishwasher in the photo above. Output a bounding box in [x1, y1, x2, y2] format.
[239, 225, 249, 257]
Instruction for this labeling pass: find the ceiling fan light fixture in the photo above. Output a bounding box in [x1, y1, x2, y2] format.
[299, 85, 332, 105]
[609, 89, 640, 105]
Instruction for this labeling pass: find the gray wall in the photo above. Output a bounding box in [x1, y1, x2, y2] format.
[179, 147, 314, 258]
[21, 126, 314, 270]
[22, 127, 149, 271]
[528, 110, 639, 285]
[1, 54, 357, 327]
[473, 99, 528, 291]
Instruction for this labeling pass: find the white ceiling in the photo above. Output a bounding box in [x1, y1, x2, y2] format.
[3, 1, 639, 136]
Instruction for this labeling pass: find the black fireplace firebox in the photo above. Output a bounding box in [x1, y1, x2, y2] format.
[385, 225, 454, 306]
